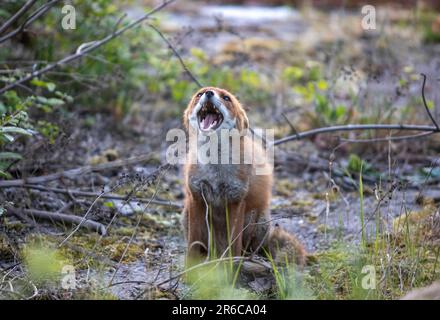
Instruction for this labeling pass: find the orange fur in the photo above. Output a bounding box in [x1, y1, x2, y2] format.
[182, 87, 306, 268]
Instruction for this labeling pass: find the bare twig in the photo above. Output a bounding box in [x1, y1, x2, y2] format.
[58, 189, 111, 246]
[0, 0, 176, 94]
[108, 166, 169, 285]
[272, 124, 439, 146]
[147, 23, 203, 88]
[8, 207, 106, 235]
[339, 131, 435, 143]
[420, 73, 439, 130]
[0, 154, 155, 187]
[0, 0, 61, 44]
[17, 184, 182, 209]
[0, 0, 37, 35]
[200, 185, 211, 260]
[281, 112, 300, 139]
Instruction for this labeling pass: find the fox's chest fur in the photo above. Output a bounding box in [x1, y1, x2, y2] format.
[187, 163, 250, 207]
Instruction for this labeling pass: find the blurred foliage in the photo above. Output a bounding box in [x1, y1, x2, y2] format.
[22, 240, 68, 286]
[283, 62, 353, 128]
[419, 11, 440, 43]
[186, 262, 257, 300]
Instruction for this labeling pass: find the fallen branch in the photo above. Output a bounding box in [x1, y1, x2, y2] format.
[0, 0, 176, 94]
[0, 153, 155, 187]
[273, 124, 439, 146]
[20, 184, 183, 209]
[275, 74, 439, 145]
[8, 207, 107, 235]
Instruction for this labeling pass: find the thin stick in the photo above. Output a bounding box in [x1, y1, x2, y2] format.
[0, 0, 37, 35]
[339, 131, 434, 143]
[147, 23, 203, 88]
[0, 0, 61, 44]
[200, 185, 212, 260]
[17, 184, 182, 209]
[281, 112, 300, 139]
[0, 154, 155, 187]
[272, 124, 439, 146]
[58, 188, 111, 246]
[108, 168, 167, 285]
[8, 207, 106, 235]
[420, 73, 439, 130]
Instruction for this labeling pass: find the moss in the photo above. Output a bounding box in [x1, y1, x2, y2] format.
[392, 203, 438, 245]
[0, 234, 15, 261]
[3, 217, 26, 232]
[101, 239, 145, 263]
[275, 179, 296, 197]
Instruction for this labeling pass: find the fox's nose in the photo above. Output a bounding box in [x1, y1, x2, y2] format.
[205, 90, 214, 98]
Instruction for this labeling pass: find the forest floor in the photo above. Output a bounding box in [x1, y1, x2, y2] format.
[1, 2, 439, 299]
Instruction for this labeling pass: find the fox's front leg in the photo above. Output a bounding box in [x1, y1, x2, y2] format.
[183, 196, 208, 266]
[225, 201, 245, 257]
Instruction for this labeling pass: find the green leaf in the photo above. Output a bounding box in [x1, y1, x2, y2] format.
[0, 126, 32, 135]
[0, 152, 22, 160]
[1, 133, 14, 142]
[316, 79, 328, 91]
[0, 170, 11, 179]
[46, 83, 56, 92]
[104, 201, 114, 208]
[46, 98, 65, 106]
[315, 94, 329, 115]
[426, 100, 435, 110]
[36, 96, 49, 104]
[283, 66, 304, 81]
[31, 79, 47, 87]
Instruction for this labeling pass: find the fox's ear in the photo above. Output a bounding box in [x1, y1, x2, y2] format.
[242, 113, 249, 130]
[237, 108, 249, 131]
[183, 106, 190, 130]
[183, 97, 195, 130]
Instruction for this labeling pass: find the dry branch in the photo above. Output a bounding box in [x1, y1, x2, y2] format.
[21, 184, 182, 209]
[421, 73, 439, 130]
[0, 153, 155, 187]
[8, 207, 106, 235]
[0, 0, 61, 44]
[0, 0, 37, 35]
[273, 124, 439, 146]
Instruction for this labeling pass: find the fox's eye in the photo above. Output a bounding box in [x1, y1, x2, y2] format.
[196, 92, 203, 98]
[223, 95, 231, 101]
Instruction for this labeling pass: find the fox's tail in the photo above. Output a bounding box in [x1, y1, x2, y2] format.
[267, 224, 307, 268]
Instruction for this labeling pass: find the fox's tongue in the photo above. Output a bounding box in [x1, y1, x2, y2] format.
[202, 114, 217, 130]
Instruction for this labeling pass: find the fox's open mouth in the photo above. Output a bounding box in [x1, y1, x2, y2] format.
[197, 102, 224, 131]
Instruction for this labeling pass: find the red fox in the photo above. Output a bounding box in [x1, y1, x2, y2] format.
[181, 87, 306, 267]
